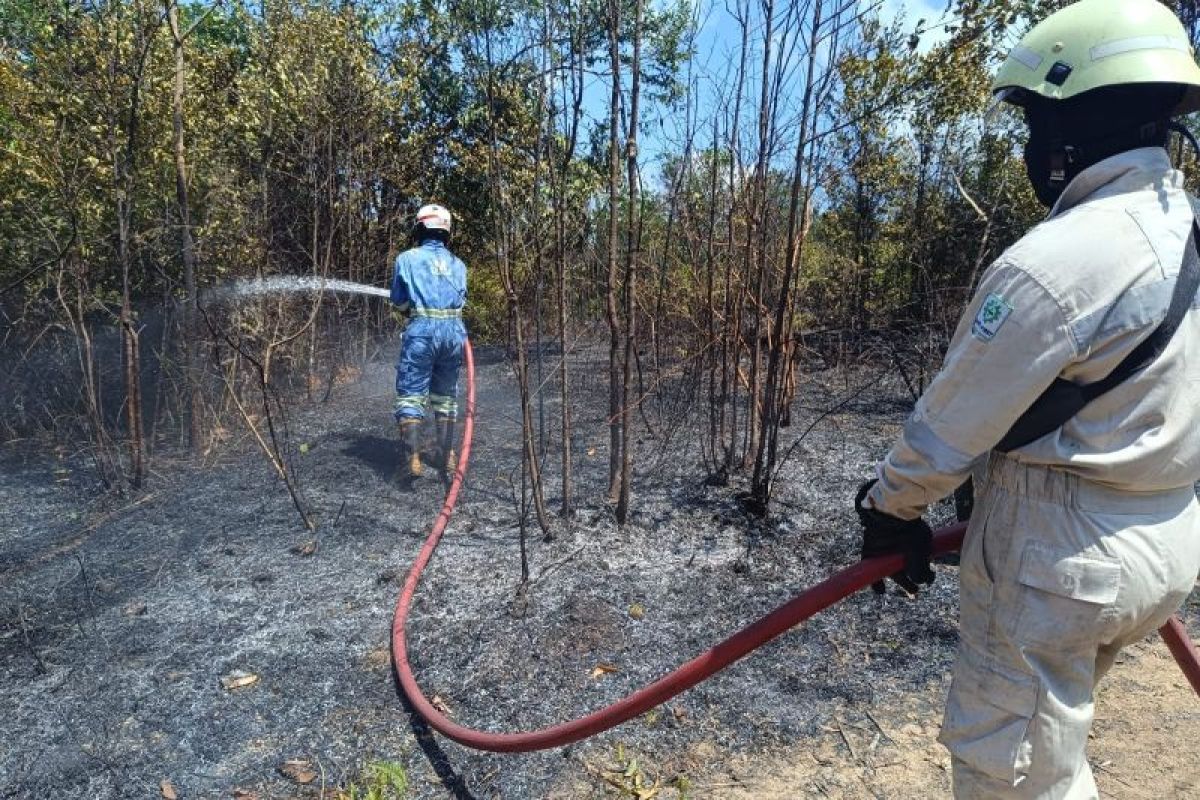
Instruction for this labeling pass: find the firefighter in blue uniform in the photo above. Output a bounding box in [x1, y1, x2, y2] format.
[391, 204, 467, 478]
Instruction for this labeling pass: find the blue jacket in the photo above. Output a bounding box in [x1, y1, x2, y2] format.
[390, 240, 467, 318]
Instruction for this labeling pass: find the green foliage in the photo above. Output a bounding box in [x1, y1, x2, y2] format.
[808, 1, 1053, 334]
[2, 0, 1191, 374]
[336, 760, 409, 800]
[0, 0, 582, 337]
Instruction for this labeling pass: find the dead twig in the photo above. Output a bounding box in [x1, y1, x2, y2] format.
[17, 604, 49, 674]
[834, 718, 859, 761]
[200, 305, 315, 531]
[529, 545, 587, 586]
[1093, 761, 1141, 793]
[951, 170, 987, 222]
[770, 369, 892, 484]
[73, 553, 97, 637]
[864, 709, 896, 744]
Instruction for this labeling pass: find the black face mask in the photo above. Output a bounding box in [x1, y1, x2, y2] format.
[1020, 84, 1179, 208]
[1023, 124, 1170, 209]
[411, 224, 450, 246]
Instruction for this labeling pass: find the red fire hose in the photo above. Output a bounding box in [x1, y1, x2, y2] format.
[392, 339, 1200, 753]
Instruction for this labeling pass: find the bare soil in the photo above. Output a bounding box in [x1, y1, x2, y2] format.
[2, 349, 1197, 799]
[650, 637, 1199, 799]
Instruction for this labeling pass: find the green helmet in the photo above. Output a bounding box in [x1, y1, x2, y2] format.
[991, 0, 1200, 115]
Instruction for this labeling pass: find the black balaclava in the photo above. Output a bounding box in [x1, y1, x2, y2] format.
[1021, 83, 1182, 207]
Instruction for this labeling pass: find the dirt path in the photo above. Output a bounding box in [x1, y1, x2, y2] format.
[2, 353, 1197, 799]
[677, 636, 1199, 799]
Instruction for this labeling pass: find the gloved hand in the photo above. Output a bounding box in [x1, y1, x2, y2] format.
[855, 480, 935, 596]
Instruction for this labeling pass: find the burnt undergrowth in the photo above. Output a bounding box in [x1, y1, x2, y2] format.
[1, 346, 1196, 799]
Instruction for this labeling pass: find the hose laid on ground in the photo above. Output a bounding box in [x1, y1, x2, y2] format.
[392, 339, 1200, 753]
[1163, 614, 1200, 695]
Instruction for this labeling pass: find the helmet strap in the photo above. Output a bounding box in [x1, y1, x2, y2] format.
[1047, 144, 1074, 186]
[1168, 120, 1200, 162]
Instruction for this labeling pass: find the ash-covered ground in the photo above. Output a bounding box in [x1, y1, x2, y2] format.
[2, 347, 1196, 799]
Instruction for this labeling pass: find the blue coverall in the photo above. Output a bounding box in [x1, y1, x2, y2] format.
[390, 240, 468, 421]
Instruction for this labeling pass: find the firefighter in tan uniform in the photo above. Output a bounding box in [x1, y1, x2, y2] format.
[855, 1, 1200, 797]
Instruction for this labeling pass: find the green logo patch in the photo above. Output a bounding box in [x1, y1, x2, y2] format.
[972, 293, 1012, 341]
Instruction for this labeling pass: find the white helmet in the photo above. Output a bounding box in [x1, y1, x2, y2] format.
[415, 203, 452, 232]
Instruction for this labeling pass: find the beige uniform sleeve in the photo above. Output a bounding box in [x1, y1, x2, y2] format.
[868, 261, 1078, 520]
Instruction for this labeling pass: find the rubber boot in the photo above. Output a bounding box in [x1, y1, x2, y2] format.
[435, 416, 457, 474]
[398, 417, 423, 478]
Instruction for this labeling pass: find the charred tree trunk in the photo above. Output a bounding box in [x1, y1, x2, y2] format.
[749, 0, 832, 511]
[604, 0, 623, 503]
[482, 24, 550, 537]
[111, 8, 158, 490]
[615, 0, 643, 524]
[714, 0, 750, 481]
[166, 0, 206, 453]
[553, 0, 584, 518]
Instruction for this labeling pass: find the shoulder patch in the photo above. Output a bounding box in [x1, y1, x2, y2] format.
[972, 293, 1013, 341]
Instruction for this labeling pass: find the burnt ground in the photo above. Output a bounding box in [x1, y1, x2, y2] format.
[1, 345, 1198, 799]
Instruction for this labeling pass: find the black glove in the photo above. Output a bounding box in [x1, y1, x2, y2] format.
[855, 480, 935, 595]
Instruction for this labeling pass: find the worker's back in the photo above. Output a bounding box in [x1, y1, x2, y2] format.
[393, 240, 467, 319]
[998, 147, 1200, 491]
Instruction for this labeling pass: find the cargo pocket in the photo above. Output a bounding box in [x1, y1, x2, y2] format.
[1007, 542, 1121, 650]
[940, 653, 1039, 785]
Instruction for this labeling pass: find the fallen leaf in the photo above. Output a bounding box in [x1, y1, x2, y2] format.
[586, 447, 596, 457]
[431, 694, 453, 716]
[231, 789, 257, 800]
[590, 662, 619, 679]
[671, 706, 687, 722]
[290, 540, 317, 557]
[298, 443, 310, 454]
[160, 779, 178, 799]
[277, 758, 317, 784]
[220, 670, 259, 690]
[628, 603, 645, 620]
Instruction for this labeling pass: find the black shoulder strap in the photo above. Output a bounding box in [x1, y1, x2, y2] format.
[1079, 206, 1200, 402]
[995, 198, 1200, 453]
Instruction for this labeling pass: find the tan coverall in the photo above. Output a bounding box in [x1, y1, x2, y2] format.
[865, 147, 1200, 798]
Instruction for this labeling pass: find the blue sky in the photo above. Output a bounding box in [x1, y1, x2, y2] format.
[880, 0, 956, 54]
[593, 0, 958, 182]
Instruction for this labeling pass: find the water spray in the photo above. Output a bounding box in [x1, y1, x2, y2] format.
[205, 275, 390, 301]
